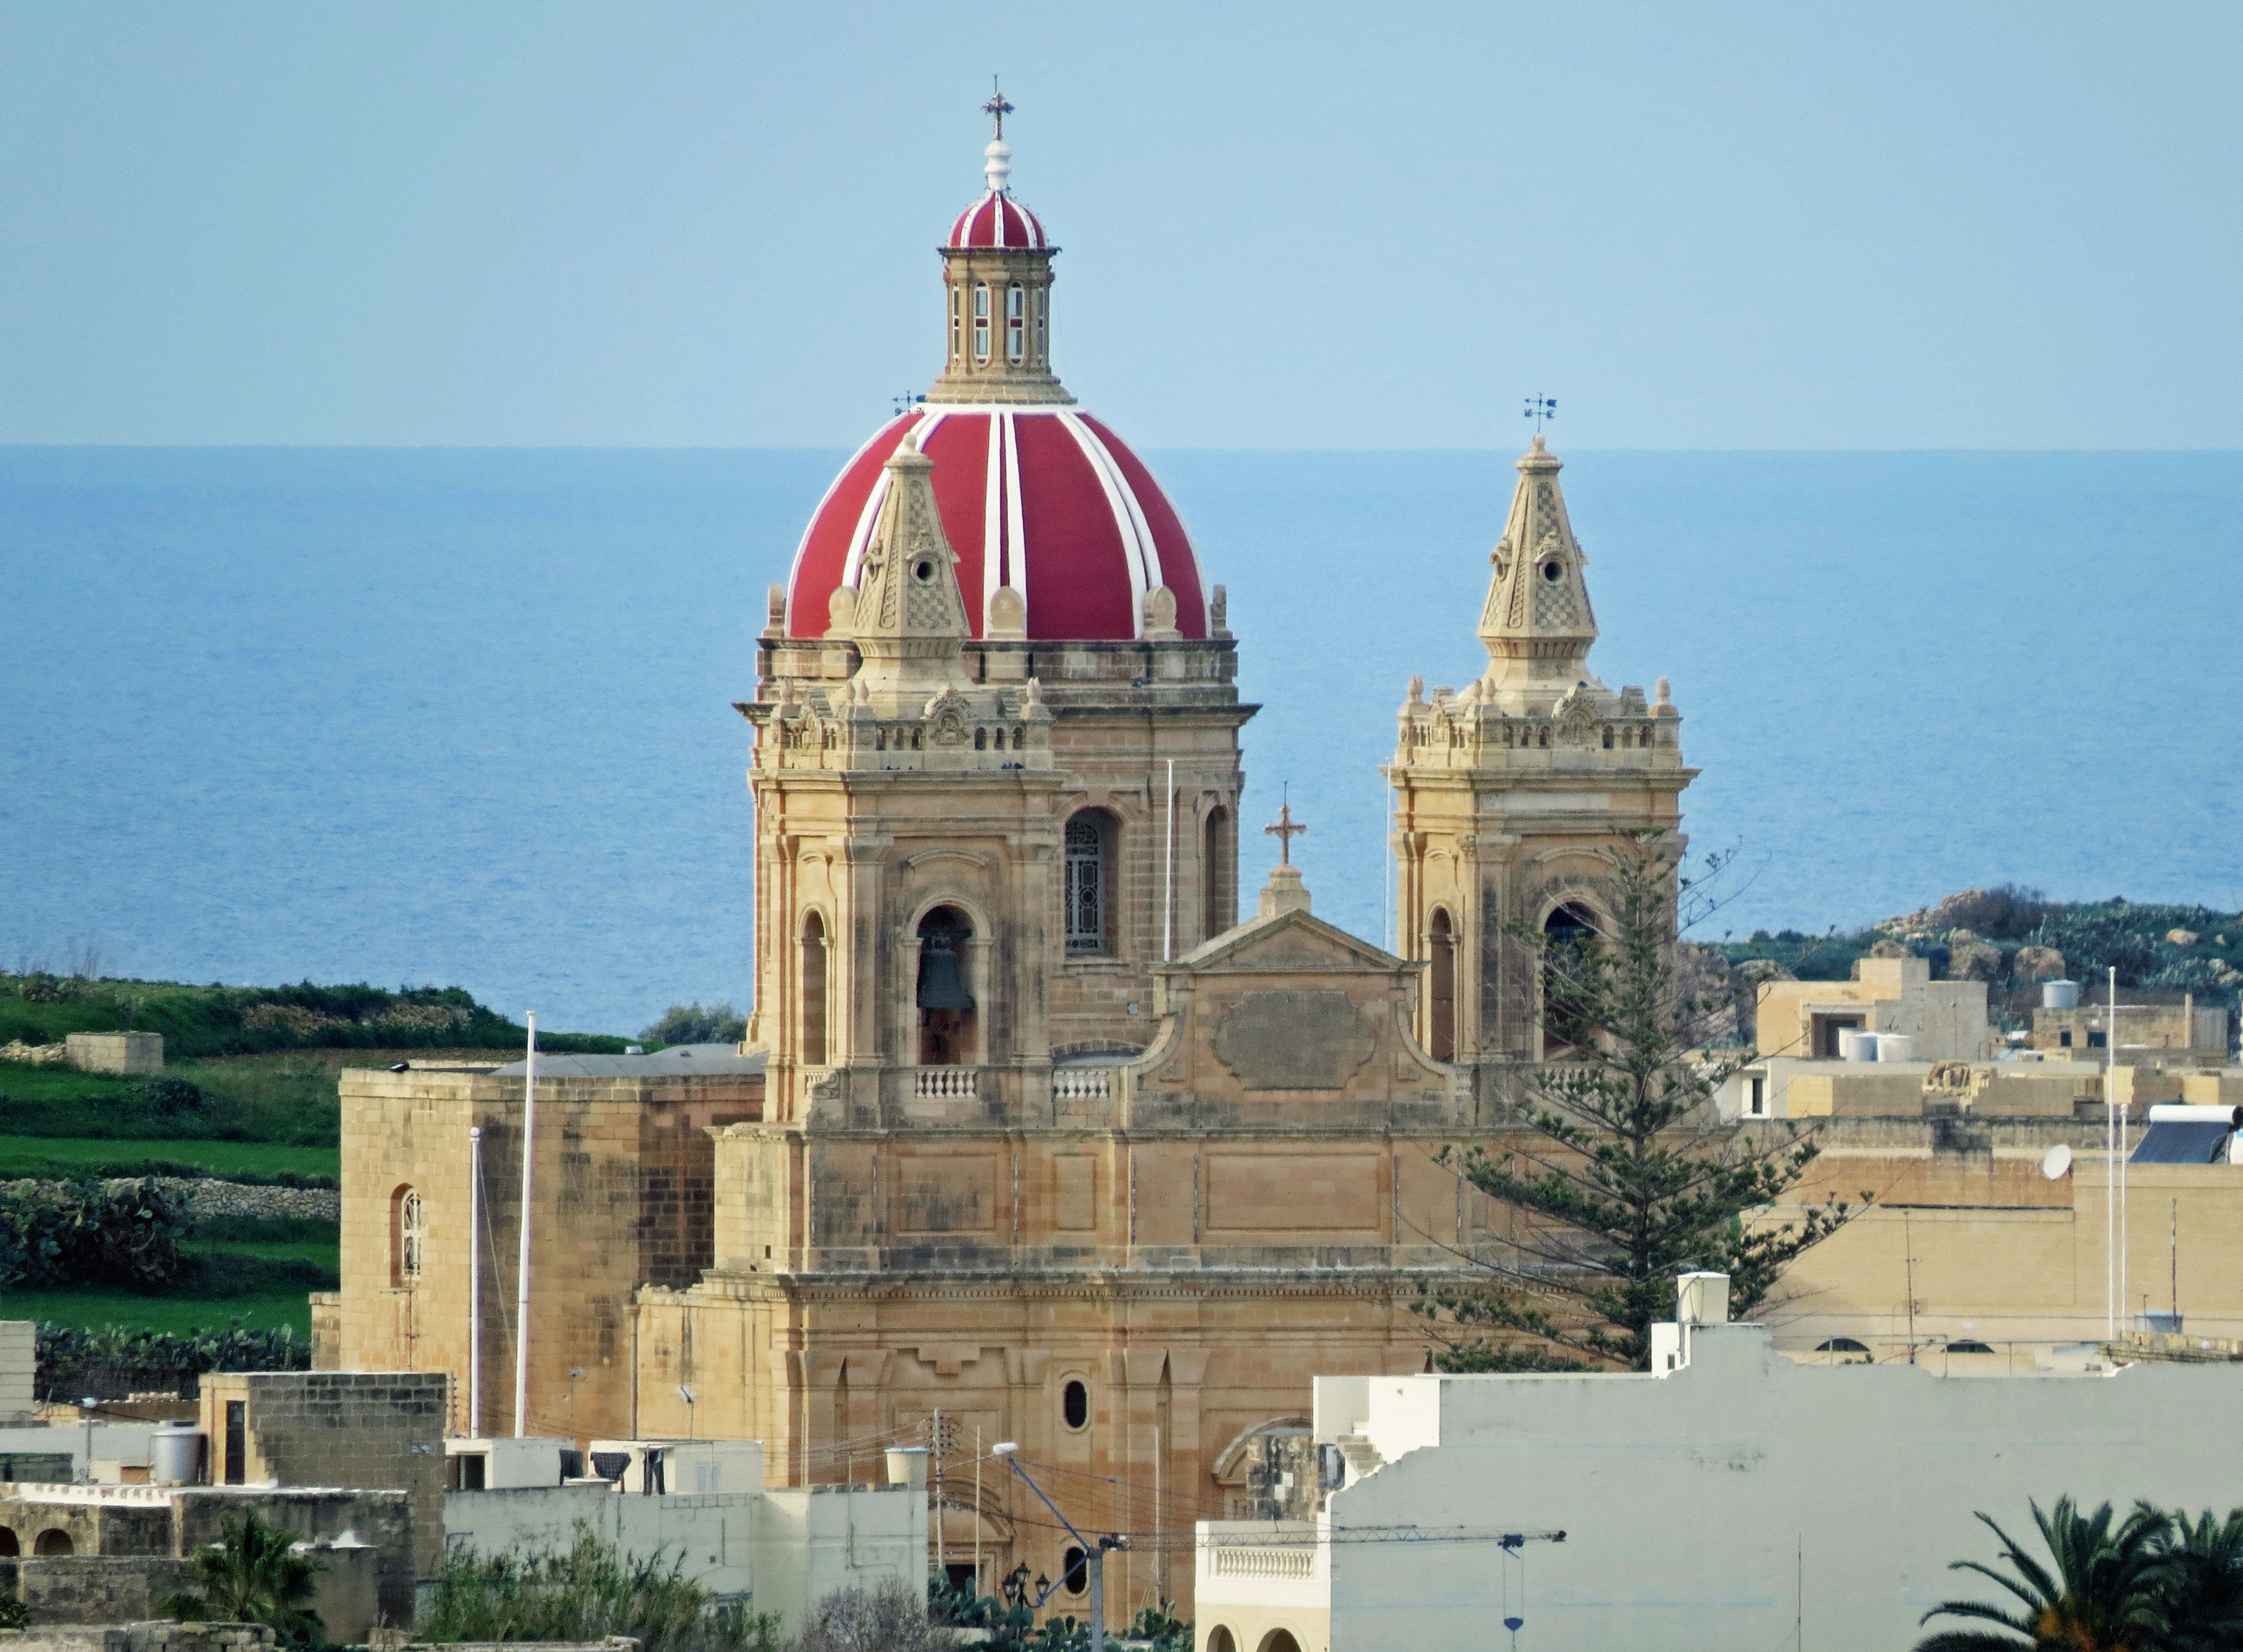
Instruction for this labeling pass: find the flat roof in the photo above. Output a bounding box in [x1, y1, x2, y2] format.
[488, 1043, 765, 1079]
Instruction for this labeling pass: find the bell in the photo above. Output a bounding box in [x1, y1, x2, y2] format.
[916, 936, 975, 1010]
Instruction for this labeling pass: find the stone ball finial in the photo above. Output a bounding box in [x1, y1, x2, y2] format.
[987, 584, 1027, 640]
[827, 585, 858, 634]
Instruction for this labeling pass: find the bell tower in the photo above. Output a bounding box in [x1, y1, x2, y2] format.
[1387, 435, 1696, 1117]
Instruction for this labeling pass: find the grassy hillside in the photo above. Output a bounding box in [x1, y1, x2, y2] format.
[0, 971, 628, 1060]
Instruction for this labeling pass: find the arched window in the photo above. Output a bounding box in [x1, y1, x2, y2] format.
[1206, 1631, 1238, 1652]
[1256, 1633, 1303, 1652]
[801, 912, 828, 1067]
[949, 287, 962, 364]
[1428, 908, 1456, 1061]
[1006, 284, 1025, 363]
[972, 284, 991, 363]
[34, 1529, 73, 1556]
[1032, 288, 1047, 363]
[1061, 1546, 1088, 1595]
[392, 1185, 425, 1285]
[915, 907, 977, 1066]
[1202, 806, 1232, 942]
[1064, 811, 1116, 956]
[1061, 1377, 1089, 1431]
[0, 1525, 18, 1557]
[1541, 903, 1598, 1055]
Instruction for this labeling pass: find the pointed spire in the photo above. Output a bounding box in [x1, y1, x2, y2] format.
[1477, 433, 1599, 692]
[846, 434, 973, 691]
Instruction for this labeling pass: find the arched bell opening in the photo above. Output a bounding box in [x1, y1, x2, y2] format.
[915, 907, 977, 1067]
[800, 912, 828, 1067]
[1427, 907, 1457, 1061]
[1541, 901, 1599, 1056]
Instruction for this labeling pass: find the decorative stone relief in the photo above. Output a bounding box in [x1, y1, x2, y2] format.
[1210, 990, 1377, 1091]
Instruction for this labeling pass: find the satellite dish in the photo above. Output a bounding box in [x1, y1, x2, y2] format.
[2041, 1143, 2074, 1181]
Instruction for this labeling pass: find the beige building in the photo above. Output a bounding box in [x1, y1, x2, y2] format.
[336, 114, 1697, 1626]
[2032, 990, 2230, 1060]
[1755, 953, 1991, 1064]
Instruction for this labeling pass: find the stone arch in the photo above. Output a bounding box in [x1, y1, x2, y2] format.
[1204, 1630, 1238, 1652]
[34, 1528, 73, 1556]
[1200, 801, 1234, 943]
[1427, 906, 1457, 1061]
[0, 1525, 17, 1556]
[800, 909, 829, 1067]
[1540, 898, 1601, 1056]
[914, 905, 979, 1067]
[1255, 1632, 1302, 1652]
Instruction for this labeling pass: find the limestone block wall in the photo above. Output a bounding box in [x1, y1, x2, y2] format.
[0, 1557, 197, 1625]
[63, 1034, 163, 1077]
[0, 1620, 273, 1652]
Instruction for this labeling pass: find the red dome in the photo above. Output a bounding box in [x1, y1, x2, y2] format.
[947, 190, 1050, 250]
[787, 408, 1210, 643]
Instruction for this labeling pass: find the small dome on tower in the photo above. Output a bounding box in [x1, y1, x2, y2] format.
[946, 102, 1050, 249]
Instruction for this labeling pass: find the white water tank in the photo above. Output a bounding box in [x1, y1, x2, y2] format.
[152, 1424, 202, 1486]
[1875, 1034, 1915, 1063]
[1837, 1029, 1877, 1062]
[2043, 980, 2080, 1011]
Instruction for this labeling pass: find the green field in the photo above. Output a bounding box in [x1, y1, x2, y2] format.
[0, 1135, 339, 1181]
[0, 1284, 314, 1336]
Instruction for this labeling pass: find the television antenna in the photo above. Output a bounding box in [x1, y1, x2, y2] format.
[1522, 394, 1557, 433]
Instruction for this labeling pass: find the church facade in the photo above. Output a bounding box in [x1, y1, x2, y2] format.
[335, 109, 1692, 1621]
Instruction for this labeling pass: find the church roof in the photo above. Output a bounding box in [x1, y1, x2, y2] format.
[948, 188, 1050, 249]
[489, 1043, 765, 1078]
[786, 407, 1210, 642]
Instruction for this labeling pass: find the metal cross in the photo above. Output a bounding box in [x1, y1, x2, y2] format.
[1263, 801, 1307, 865]
[893, 391, 925, 418]
[1523, 394, 1557, 432]
[983, 78, 1013, 140]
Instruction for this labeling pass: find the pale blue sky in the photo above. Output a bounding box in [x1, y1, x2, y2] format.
[1, 2, 2236, 450]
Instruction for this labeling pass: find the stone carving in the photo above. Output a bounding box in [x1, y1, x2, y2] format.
[1211, 990, 1377, 1091]
[1555, 683, 1600, 744]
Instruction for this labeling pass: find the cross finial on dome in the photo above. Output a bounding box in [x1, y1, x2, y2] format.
[1263, 797, 1307, 865]
[982, 78, 1013, 141]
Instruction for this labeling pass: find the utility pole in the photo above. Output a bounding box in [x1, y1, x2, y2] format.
[513, 1012, 537, 1438]
[992, 1443, 1127, 1652]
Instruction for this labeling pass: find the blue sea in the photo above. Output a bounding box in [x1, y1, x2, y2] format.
[2, 446, 2237, 1037]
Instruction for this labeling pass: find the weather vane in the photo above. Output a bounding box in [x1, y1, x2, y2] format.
[1263, 787, 1307, 866]
[1523, 394, 1557, 433]
[983, 77, 1013, 140]
[893, 391, 926, 418]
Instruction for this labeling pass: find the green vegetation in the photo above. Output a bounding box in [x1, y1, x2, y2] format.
[421, 1527, 781, 1652]
[1918, 1496, 2243, 1651]
[0, 1136, 338, 1181]
[1, 1176, 187, 1290]
[164, 1511, 327, 1646]
[641, 1001, 748, 1046]
[1413, 834, 1861, 1371]
[16, 1286, 314, 1338]
[36, 1320, 310, 1396]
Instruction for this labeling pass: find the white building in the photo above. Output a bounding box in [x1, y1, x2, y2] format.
[1194, 1279, 2243, 1652]
[442, 1437, 926, 1632]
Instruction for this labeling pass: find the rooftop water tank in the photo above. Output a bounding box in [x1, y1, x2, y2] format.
[151, 1424, 202, 1486]
[2043, 980, 2080, 1011]
[1874, 1033, 1915, 1063]
[1837, 1029, 1878, 1063]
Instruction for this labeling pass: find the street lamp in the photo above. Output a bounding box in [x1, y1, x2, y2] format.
[991, 1443, 1127, 1652]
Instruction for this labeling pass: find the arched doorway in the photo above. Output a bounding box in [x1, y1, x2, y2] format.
[1256, 1632, 1302, 1652]
[916, 907, 977, 1066]
[1205, 1630, 1237, 1652]
[800, 912, 828, 1067]
[1428, 907, 1456, 1060]
[1202, 806, 1232, 941]
[1541, 902, 1598, 1054]
[0, 1525, 18, 1556]
[34, 1528, 74, 1556]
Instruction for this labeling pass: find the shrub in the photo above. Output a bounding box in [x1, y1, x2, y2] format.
[642, 1002, 749, 1046]
[793, 1582, 942, 1652]
[421, 1527, 779, 1652]
[0, 1177, 188, 1290]
[36, 1321, 308, 1401]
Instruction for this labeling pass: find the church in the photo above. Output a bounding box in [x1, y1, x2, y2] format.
[334, 103, 1693, 1621]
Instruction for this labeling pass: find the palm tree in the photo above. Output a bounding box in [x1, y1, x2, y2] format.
[1916, 1497, 2174, 1651]
[164, 1511, 324, 1646]
[2158, 1505, 2243, 1652]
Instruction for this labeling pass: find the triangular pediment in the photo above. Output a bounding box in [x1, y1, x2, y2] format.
[1173, 906, 1410, 977]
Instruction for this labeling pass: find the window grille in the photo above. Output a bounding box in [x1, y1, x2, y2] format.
[1065, 818, 1104, 955]
[398, 1188, 425, 1280]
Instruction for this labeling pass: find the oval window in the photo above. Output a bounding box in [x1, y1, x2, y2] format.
[1541, 560, 1563, 582]
[913, 559, 935, 582]
[1061, 1378, 1088, 1430]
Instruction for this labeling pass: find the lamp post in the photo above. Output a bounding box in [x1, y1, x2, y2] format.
[991, 1443, 1126, 1652]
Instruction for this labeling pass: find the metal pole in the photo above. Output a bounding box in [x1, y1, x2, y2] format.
[1162, 758, 1175, 962]
[2116, 967, 2129, 1328]
[934, 1408, 945, 1578]
[2104, 974, 2115, 1340]
[1090, 1549, 1105, 1652]
[513, 1011, 537, 1437]
[468, 1125, 484, 1437]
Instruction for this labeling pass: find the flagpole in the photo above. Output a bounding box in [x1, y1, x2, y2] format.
[513, 1011, 537, 1436]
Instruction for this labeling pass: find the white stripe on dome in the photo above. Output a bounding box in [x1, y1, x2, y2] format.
[1001, 412, 1027, 609]
[1056, 411, 1151, 638]
[980, 412, 1002, 620]
[1071, 415, 1166, 601]
[784, 417, 901, 612]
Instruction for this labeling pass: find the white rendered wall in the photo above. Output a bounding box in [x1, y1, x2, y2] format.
[445, 1478, 921, 1631]
[1199, 1325, 2243, 1652]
